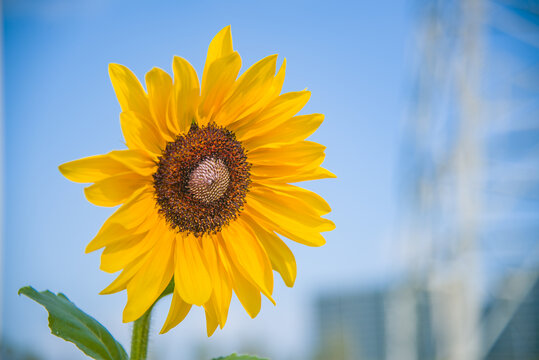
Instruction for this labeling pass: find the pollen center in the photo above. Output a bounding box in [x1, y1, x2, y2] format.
[188, 158, 230, 203]
[153, 123, 251, 236]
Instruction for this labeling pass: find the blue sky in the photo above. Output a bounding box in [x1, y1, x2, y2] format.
[2, 1, 411, 358]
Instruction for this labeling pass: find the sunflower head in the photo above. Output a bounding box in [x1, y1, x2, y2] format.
[59, 25, 335, 336]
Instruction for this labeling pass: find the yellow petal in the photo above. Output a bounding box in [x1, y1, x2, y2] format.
[171, 56, 200, 134]
[100, 252, 149, 295]
[145, 67, 175, 141]
[120, 111, 164, 155]
[84, 173, 150, 207]
[99, 231, 150, 273]
[280, 166, 337, 182]
[242, 214, 297, 287]
[108, 63, 151, 119]
[99, 214, 161, 273]
[199, 52, 242, 123]
[108, 149, 157, 177]
[175, 235, 212, 305]
[123, 232, 175, 322]
[224, 251, 262, 318]
[203, 26, 234, 83]
[251, 164, 316, 179]
[234, 91, 311, 140]
[215, 262, 233, 328]
[86, 223, 132, 253]
[252, 182, 331, 216]
[215, 234, 234, 274]
[215, 235, 272, 318]
[248, 187, 334, 233]
[220, 221, 274, 302]
[244, 193, 333, 247]
[200, 26, 239, 123]
[159, 292, 192, 334]
[252, 165, 336, 183]
[59, 155, 131, 183]
[214, 55, 278, 125]
[200, 236, 232, 327]
[242, 113, 324, 150]
[205, 308, 219, 337]
[248, 141, 325, 167]
[270, 58, 286, 100]
[222, 57, 284, 131]
[86, 188, 156, 252]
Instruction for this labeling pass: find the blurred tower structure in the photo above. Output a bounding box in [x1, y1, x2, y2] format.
[389, 0, 485, 359]
[390, 0, 539, 359]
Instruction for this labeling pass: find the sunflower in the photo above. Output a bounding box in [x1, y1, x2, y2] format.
[59, 26, 335, 336]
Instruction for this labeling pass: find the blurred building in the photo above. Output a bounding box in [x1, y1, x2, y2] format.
[483, 272, 539, 360]
[314, 290, 386, 360]
[313, 286, 436, 360]
[314, 272, 539, 360]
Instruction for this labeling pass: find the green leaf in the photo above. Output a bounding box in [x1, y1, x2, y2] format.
[19, 286, 128, 360]
[212, 354, 269, 360]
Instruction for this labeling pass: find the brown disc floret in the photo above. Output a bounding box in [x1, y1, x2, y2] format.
[153, 122, 251, 236]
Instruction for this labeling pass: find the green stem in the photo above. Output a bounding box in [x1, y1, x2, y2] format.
[130, 306, 153, 360]
[129, 280, 174, 360]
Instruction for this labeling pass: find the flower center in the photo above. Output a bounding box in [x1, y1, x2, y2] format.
[188, 157, 230, 203]
[153, 123, 251, 236]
